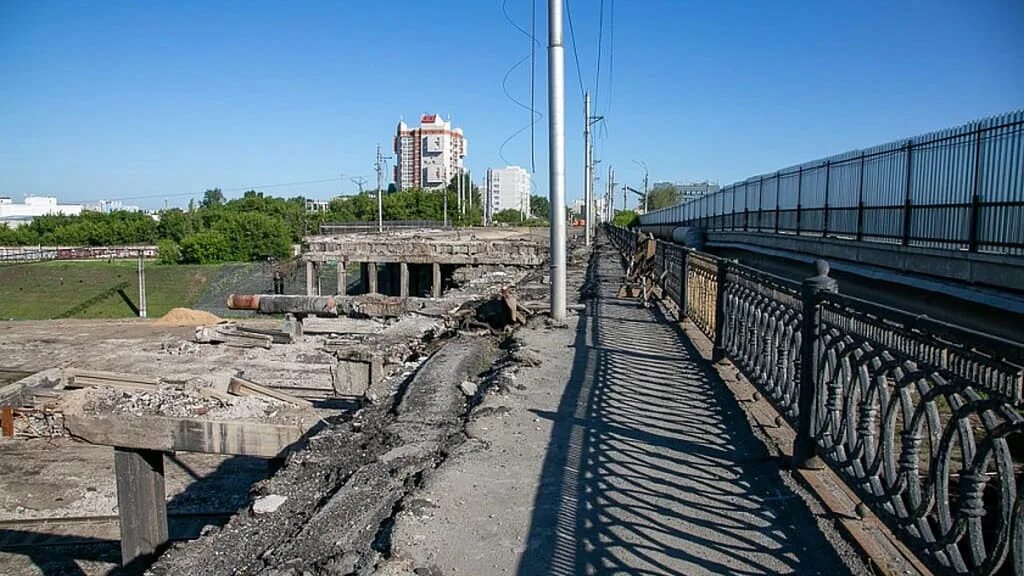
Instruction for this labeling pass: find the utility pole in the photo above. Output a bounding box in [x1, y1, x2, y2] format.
[375, 144, 385, 233]
[633, 160, 649, 213]
[548, 0, 566, 322]
[584, 92, 592, 246]
[137, 251, 147, 319]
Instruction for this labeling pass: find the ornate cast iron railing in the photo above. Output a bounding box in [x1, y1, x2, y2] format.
[607, 225, 1024, 575]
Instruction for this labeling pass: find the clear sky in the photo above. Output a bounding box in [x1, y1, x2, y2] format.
[2, 0, 1022, 210]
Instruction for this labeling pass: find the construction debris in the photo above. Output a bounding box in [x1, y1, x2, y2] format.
[227, 376, 313, 408]
[194, 325, 273, 349]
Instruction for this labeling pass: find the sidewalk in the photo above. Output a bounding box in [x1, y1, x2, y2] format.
[379, 236, 861, 575]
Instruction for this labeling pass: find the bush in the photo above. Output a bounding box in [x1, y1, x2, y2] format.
[179, 231, 232, 264]
[612, 210, 639, 228]
[156, 239, 181, 264]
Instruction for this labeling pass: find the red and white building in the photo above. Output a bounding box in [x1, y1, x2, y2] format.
[394, 114, 467, 191]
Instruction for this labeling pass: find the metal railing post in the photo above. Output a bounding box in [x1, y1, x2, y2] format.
[856, 153, 865, 241]
[968, 126, 984, 252]
[712, 259, 730, 362]
[793, 259, 838, 470]
[822, 161, 831, 237]
[680, 249, 689, 318]
[902, 140, 913, 246]
[796, 167, 803, 235]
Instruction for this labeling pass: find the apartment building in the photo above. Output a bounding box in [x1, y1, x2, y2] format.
[486, 166, 531, 222]
[394, 114, 467, 191]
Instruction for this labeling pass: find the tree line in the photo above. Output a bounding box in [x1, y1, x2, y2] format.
[0, 178, 552, 264]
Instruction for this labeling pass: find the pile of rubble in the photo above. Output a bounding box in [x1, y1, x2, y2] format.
[79, 385, 307, 425]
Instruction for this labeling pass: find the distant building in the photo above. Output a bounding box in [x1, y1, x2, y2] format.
[84, 200, 142, 214]
[305, 199, 330, 213]
[0, 196, 82, 228]
[486, 166, 531, 222]
[394, 114, 468, 191]
[651, 181, 719, 202]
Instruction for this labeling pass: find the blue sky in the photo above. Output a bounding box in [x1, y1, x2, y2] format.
[1, 0, 1022, 210]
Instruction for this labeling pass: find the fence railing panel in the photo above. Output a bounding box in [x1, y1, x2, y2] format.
[721, 264, 804, 422]
[605, 225, 1023, 574]
[638, 111, 1024, 255]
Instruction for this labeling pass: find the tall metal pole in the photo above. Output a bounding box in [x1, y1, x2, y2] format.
[137, 251, 147, 319]
[584, 92, 592, 246]
[375, 144, 384, 233]
[548, 0, 566, 321]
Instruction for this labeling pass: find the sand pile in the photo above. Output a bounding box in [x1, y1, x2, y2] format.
[155, 307, 221, 326]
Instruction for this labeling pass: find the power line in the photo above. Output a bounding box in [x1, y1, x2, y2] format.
[64, 177, 345, 205]
[594, 0, 605, 111]
[499, 0, 543, 170]
[607, 0, 615, 116]
[564, 0, 586, 98]
[530, 0, 536, 172]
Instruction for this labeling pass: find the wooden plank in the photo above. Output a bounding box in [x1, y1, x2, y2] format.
[228, 376, 313, 407]
[64, 369, 160, 386]
[64, 412, 313, 458]
[1, 406, 13, 437]
[114, 447, 168, 571]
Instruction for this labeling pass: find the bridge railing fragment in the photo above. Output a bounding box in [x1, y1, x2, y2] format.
[605, 224, 1024, 576]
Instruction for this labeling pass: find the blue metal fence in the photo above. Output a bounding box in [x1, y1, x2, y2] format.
[640, 110, 1024, 255]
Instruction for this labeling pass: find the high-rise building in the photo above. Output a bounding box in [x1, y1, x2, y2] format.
[394, 114, 467, 191]
[486, 166, 531, 222]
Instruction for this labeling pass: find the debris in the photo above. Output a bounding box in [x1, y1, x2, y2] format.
[155, 308, 221, 326]
[459, 381, 478, 397]
[252, 494, 288, 515]
[194, 325, 273, 349]
[234, 325, 295, 344]
[228, 376, 313, 407]
[64, 369, 159, 391]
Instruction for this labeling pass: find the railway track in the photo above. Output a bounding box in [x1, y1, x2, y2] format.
[0, 511, 235, 549]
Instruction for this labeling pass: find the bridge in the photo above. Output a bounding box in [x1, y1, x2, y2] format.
[638, 110, 1024, 314]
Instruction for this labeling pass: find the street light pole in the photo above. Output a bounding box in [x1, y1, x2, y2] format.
[583, 92, 591, 246]
[634, 160, 649, 213]
[548, 0, 566, 322]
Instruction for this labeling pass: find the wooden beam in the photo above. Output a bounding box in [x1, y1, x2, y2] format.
[228, 376, 313, 407]
[114, 447, 168, 570]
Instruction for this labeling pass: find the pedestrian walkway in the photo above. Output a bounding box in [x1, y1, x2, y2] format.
[382, 236, 858, 575]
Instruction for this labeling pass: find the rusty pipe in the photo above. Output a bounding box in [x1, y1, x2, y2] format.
[227, 294, 261, 310]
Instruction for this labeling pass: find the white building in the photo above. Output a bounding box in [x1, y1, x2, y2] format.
[486, 166, 531, 222]
[0, 196, 82, 228]
[394, 114, 468, 191]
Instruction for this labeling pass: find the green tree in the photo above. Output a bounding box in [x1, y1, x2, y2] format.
[157, 209, 193, 243]
[492, 209, 525, 225]
[530, 195, 550, 219]
[212, 212, 291, 261]
[156, 239, 181, 264]
[612, 210, 639, 228]
[647, 184, 682, 211]
[179, 231, 232, 264]
[201, 188, 225, 209]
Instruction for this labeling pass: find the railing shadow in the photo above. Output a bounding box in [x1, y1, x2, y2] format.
[517, 243, 849, 575]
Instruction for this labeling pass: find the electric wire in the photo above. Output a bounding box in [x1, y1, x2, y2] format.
[564, 0, 586, 98]
[65, 177, 346, 205]
[607, 0, 615, 117]
[594, 0, 605, 111]
[499, 0, 543, 170]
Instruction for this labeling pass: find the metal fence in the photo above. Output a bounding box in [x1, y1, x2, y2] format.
[0, 245, 158, 263]
[319, 221, 450, 235]
[606, 225, 1024, 575]
[640, 110, 1024, 255]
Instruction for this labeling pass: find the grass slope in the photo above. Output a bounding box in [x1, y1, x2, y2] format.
[0, 260, 224, 320]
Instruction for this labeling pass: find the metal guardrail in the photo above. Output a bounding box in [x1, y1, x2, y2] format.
[318, 221, 450, 235]
[605, 224, 1024, 575]
[640, 111, 1024, 256]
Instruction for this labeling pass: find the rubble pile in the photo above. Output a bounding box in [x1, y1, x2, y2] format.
[79, 385, 308, 425]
